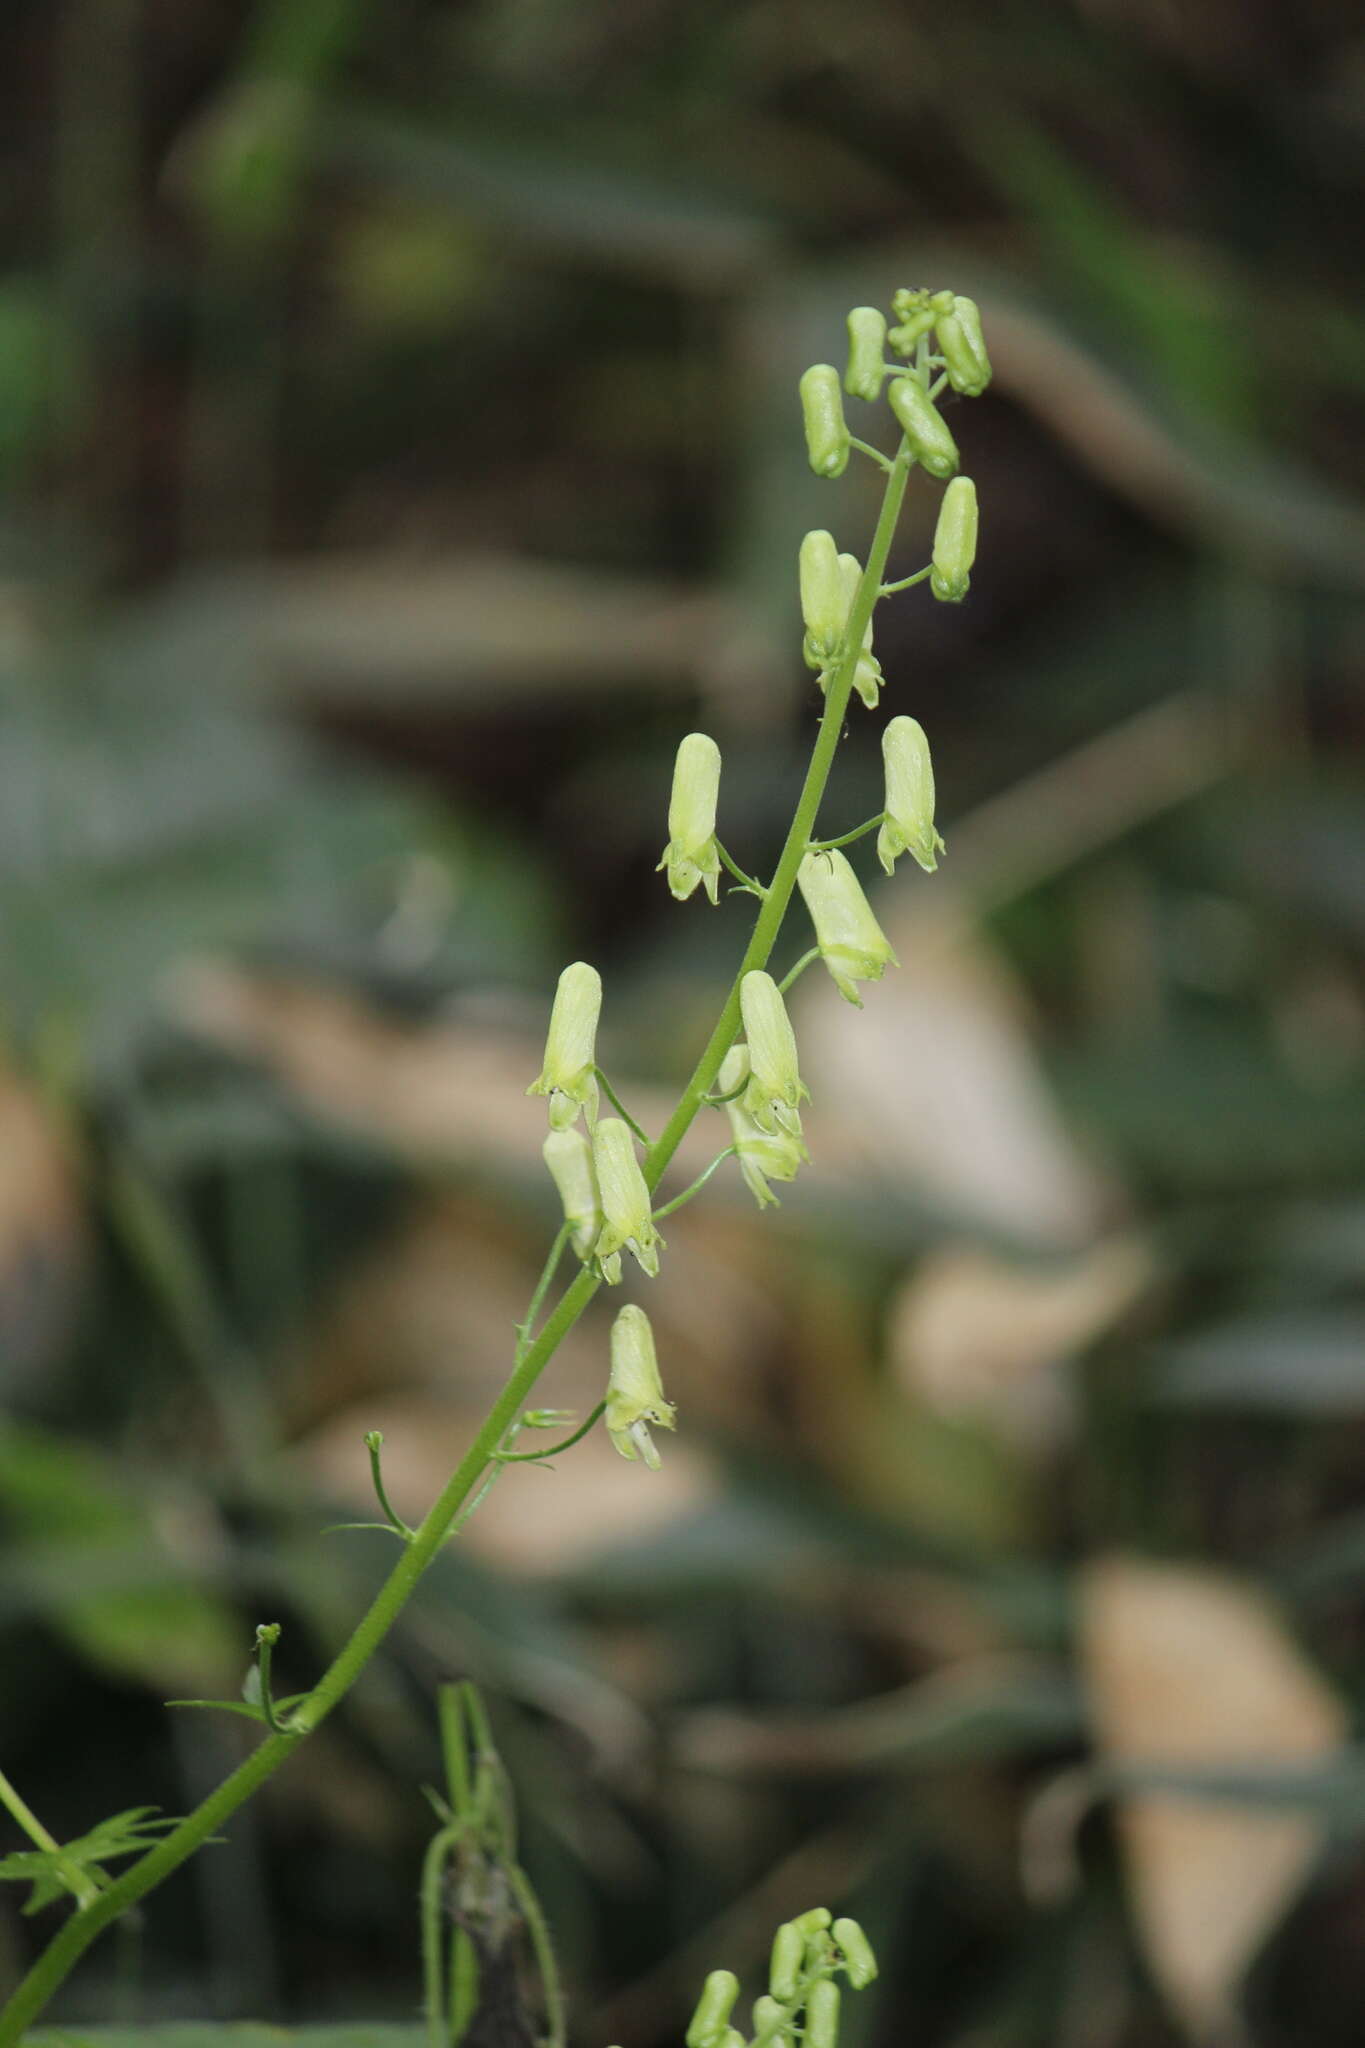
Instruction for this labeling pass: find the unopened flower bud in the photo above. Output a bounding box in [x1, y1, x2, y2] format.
[799, 530, 846, 663]
[752, 1993, 796, 2046]
[797, 850, 898, 1006]
[799, 364, 850, 479]
[542, 1128, 602, 1260]
[878, 715, 945, 876]
[792, 1907, 833, 1937]
[832, 1918, 878, 1989]
[605, 1304, 675, 1469]
[527, 962, 601, 1130]
[686, 1971, 740, 2048]
[591, 1117, 663, 1282]
[930, 475, 977, 603]
[740, 972, 809, 1137]
[844, 306, 888, 402]
[658, 732, 722, 906]
[805, 1977, 841, 2048]
[887, 377, 960, 479]
[719, 1046, 809, 1209]
[935, 294, 991, 395]
[769, 1921, 805, 2001]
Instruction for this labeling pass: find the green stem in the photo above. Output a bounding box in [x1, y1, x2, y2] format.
[496, 1402, 605, 1463]
[0, 1769, 100, 1913]
[810, 814, 884, 854]
[592, 1068, 651, 1145]
[515, 1222, 571, 1361]
[0, 436, 916, 2048]
[777, 947, 823, 995]
[651, 1148, 737, 1221]
[715, 840, 766, 894]
[848, 435, 893, 475]
[880, 567, 931, 596]
[365, 1431, 414, 1538]
[509, 1862, 566, 2048]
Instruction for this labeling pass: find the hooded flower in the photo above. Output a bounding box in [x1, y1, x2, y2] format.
[739, 971, 809, 1137]
[591, 1117, 663, 1283]
[658, 732, 722, 905]
[718, 1046, 809, 1209]
[605, 1304, 676, 1469]
[877, 715, 945, 875]
[527, 961, 601, 1130]
[797, 849, 898, 1006]
[542, 1127, 602, 1260]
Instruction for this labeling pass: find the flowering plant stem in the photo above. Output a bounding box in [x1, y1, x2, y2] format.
[0, 435, 912, 2047]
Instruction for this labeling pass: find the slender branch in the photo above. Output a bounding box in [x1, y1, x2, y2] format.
[777, 947, 823, 995]
[848, 435, 893, 475]
[809, 815, 884, 854]
[0, 1768, 100, 1912]
[880, 566, 931, 596]
[510, 1861, 567, 2048]
[364, 1430, 414, 1539]
[651, 1148, 736, 1221]
[715, 840, 766, 894]
[592, 1069, 650, 1146]
[703, 1074, 748, 1106]
[515, 1223, 571, 1362]
[496, 1403, 606, 1463]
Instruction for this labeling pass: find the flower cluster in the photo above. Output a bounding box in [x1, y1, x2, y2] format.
[524, 285, 989, 1472]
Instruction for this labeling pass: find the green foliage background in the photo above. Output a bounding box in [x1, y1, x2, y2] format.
[1, 0, 1364, 2043]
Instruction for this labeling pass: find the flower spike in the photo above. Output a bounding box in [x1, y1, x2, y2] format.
[878, 715, 945, 875]
[659, 732, 722, 905]
[591, 1117, 663, 1282]
[605, 1304, 675, 1469]
[527, 961, 601, 1130]
[797, 849, 898, 1006]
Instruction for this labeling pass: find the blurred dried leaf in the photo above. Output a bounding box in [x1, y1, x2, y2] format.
[888, 1235, 1153, 1451]
[1079, 1557, 1348, 2040]
[796, 892, 1109, 1248]
[0, 1064, 86, 1395]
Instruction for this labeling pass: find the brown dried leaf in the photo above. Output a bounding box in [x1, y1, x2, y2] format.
[1079, 1557, 1347, 2040]
[888, 1234, 1153, 1452]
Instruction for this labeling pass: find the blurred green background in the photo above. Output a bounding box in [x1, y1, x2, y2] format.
[2, 0, 1364, 2042]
